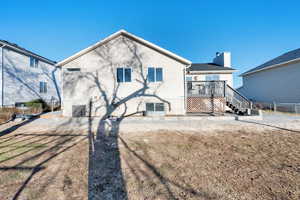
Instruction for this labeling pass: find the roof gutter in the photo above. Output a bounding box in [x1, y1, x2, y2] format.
[0, 41, 56, 65]
[188, 70, 237, 74]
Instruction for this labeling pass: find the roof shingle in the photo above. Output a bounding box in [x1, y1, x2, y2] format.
[242, 48, 300, 76]
[0, 39, 56, 64]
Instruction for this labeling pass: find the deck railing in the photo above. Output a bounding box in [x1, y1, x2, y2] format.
[186, 81, 252, 112]
[186, 81, 226, 98]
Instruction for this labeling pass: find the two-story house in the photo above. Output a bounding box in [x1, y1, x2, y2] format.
[0, 40, 61, 107]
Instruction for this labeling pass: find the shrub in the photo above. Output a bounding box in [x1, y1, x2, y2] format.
[24, 99, 49, 111]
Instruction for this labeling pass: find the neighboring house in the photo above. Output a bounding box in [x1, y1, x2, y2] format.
[58, 30, 250, 117]
[238, 48, 300, 103]
[0, 40, 61, 107]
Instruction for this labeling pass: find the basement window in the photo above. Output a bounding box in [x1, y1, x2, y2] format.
[146, 103, 165, 112]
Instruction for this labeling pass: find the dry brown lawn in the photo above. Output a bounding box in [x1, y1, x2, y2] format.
[0, 120, 300, 200]
[119, 129, 300, 200]
[0, 125, 89, 200]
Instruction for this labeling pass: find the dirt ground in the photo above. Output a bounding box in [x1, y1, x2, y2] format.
[0, 113, 300, 200]
[0, 121, 89, 200]
[120, 129, 300, 200]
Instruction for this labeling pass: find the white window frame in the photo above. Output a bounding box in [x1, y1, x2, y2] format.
[30, 56, 39, 68]
[147, 67, 163, 82]
[145, 102, 165, 114]
[116, 67, 132, 83]
[39, 81, 47, 93]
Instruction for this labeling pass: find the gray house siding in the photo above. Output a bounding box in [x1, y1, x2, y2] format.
[1, 47, 61, 106]
[239, 62, 300, 103]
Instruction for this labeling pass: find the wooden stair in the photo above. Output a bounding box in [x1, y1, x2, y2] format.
[225, 85, 252, 115]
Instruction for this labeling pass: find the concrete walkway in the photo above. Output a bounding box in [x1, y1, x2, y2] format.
[1, 111, 297, 135]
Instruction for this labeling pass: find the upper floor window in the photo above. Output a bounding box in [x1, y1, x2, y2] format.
[205, 74, 220, 81]
[148, 67, 163, 82]
[39, 82, 47, 93]
[117, 67, 131, 82]
[30, 57, 39, 68]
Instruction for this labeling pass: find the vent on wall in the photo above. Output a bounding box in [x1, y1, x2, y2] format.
[67, 68, 81, 72]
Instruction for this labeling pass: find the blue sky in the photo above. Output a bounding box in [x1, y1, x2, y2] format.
[1, 0, 300, 87]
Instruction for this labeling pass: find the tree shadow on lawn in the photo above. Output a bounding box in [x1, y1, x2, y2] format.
[88, 118, 127, 199]
[119, 136, 219, 200]
[0, 115, 40, 138]
[87, 111, 219, 200]
[0, 128, 88, 200]
[61, 36, 219, 199]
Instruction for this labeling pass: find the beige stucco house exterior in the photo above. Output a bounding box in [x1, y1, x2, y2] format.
[57, 30, 242, 117]
[57, 30, 191, 117]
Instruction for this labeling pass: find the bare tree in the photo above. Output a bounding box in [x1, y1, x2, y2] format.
[64, 35, 170, 131]
[63, 35, 171, 199]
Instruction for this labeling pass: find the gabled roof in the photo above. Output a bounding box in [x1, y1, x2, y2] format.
[56, 30, 192, 67]
[0, 40, 56, 65]
[188, 63, 236, 73]
[241, 48, 300, 76]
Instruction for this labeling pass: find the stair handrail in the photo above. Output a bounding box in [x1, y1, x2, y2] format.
[226, 84, 252, 110]
[226, 84, 250, 102]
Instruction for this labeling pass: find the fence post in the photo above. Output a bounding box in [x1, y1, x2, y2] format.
[295, 104, 298, 114]
[273, 101, 277, 112]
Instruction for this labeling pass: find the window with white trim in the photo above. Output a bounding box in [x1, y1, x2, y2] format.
[146, 103, 165, 112]
[117, 67, 131, 82]
[39, 82, 47, 93]
[148, 67, 163, 82]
